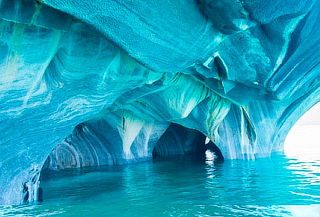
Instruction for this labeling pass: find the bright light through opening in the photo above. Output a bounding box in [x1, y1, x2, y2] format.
[284, 102, 320, 160]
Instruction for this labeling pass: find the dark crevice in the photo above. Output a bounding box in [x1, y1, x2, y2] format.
[214, 56, 228, 80]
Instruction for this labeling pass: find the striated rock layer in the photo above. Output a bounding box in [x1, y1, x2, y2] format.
[0, 0, 320, 204]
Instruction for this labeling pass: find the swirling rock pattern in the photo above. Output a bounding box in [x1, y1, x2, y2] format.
[0, 0, 320, 204]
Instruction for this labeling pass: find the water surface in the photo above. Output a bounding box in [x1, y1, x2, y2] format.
[1, 152, 319, 216]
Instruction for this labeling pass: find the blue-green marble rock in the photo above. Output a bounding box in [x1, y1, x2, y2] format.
[0, 0, 319, 204]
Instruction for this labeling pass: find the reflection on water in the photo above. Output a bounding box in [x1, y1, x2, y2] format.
[285, 123, 320, 200]
[1, 152, 319, 217]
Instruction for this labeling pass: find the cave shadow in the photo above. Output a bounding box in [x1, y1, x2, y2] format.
[152, 123, 224, 163]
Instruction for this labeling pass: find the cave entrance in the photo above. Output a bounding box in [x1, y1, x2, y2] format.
[152, 123, 224, 162]
[284, 102, 320, 159]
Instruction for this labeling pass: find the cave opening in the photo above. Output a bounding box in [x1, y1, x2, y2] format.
[36, 122, 225, 204]
[151, 123, 224, 162]
[284, 102, 320, 159]
[41, 122, 224, 174]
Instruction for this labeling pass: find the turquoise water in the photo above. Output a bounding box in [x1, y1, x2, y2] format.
[1, 152, 320, 217]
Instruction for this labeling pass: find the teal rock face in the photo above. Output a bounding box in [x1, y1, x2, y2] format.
[0, 0, 320, 204]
